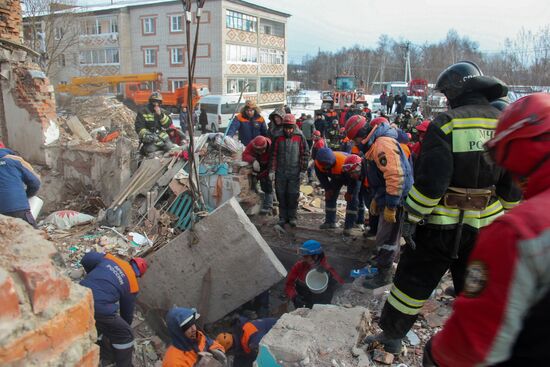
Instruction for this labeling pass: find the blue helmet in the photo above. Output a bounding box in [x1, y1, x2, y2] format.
[315, 148, 336, 165]
[299, 240, 323, 256]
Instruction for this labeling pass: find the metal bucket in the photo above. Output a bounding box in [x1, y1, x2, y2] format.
[305, 269, 329, 294]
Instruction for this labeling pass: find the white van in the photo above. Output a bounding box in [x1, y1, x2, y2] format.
[198, 94, 245, 132]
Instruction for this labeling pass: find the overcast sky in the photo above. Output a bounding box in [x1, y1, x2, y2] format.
[78, 0, 550, 63]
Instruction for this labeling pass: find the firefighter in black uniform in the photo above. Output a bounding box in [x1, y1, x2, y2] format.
[135, 92, 174, 155]
[365, 61, 523, 354]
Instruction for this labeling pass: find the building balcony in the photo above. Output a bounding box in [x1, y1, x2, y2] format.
[79, 32, 119, 47]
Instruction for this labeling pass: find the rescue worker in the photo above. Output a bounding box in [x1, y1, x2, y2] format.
[242, 136, 273, 215]
[344, 115, 413, 288]
[270, 114, 309, 227]
[366, 61, 522, 354]
[267, 107, 285, 140]
[163, 307, 227, 367]
[314, 113, 328, 137]
[324, 108, 338, 126]
[80, 252, 148, 367]
[215, 316, 278, 367]
[285, 240, 344, 308]
[423, 93, 550, 366]
[227, 100, 267, 146]
[301, 114, 316, 149]
[135, 92, 174, 155]
[0, 146, 41, 227]
[307, 130, 325, 184]
[314, 147, 360, 235]
[326, 119, 341, 150]
[338, 127, 352, 153]
[410, 120, 430, 159]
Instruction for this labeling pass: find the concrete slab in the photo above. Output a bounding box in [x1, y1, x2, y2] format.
[257, 305, 371, 367]
[138, 198, 287, 324]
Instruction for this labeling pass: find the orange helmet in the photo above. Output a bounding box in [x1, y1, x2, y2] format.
[342, 154, 362, 175]
[131, 257, 148, 277]
[344, 115, 367, 139]
[215, 332, 234, 352]
[485, 93, 550, 177]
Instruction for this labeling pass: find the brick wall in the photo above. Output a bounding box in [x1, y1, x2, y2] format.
[0, 0, 22, 43]
[0, 215, 99, 366]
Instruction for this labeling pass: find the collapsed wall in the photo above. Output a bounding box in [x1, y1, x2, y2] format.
[0, 215, 98, 366]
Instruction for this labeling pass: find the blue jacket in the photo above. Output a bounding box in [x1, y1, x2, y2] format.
[361, 123, 413, 208]
[234, 317, 277, 355]
[0, 148, 41, 214]
[227, 113, 267, 146]
[80, 252, 139, 324]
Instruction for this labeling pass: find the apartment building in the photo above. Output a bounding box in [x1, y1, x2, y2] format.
[24, 0, 290, 107]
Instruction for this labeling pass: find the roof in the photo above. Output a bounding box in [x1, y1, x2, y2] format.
[225, 0, 291, 18]
[42, 0, 290, 18]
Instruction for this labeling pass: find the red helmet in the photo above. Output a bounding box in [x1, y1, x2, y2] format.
[344, 115, 366, 139]
[313, 130, 321, 137]
[131, 257, 148, 277]
[486, 93, 550, 177]
[342, 154, 362, 174]
[416, 120, 431, 132]
[370, 116, 389, 127]
[283, 114, 296, 126]
[251, 136, 269, 150]
[339, 127, 346, 134]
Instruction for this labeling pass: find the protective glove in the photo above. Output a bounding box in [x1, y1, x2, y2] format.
[269, 171, 275, 181]
[369, 200, 379, 216]
[142, 132, 156, 144]
[344, 192, 353, 202]
[292, 294, 307, 308]
[402, 221, 417, 250]
[252, 160, 261, 173]
[211, 349, 228, 366]
[422, 339, 438, 367]
[316, 265, 328, 274]
[383, 207, 397, 223]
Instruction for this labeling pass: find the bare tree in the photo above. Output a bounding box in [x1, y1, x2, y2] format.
[22, 0, 80, 79]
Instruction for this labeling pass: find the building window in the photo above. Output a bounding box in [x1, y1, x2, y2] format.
[142, 17, 156, 35]
[227, 78, 257, 94]
[170, 15, 182, 32]
[260, 77, 284, 93]
[226, 44, 257, 63]
[260, 19, 284, 37]
[170, 79, 186, 91]
[259, 48, 284, 64]
[54, 27, 64, 40]
[79, 48, 119, 65]
[226, 10, 257, 32]
[144, 48, 157, 65]
[110, 18, 118, 33]
[170, 47, 184, 65]
[81, 19, 101, 35]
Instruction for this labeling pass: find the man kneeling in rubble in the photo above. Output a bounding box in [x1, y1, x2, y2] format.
[285, 240, 344, 308]
[163, 307, 227, 367]
[242, 135, 273, 214]
[135, 92, 177, 155]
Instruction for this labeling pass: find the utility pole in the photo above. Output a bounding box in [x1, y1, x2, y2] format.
[402, 41, 412, 83]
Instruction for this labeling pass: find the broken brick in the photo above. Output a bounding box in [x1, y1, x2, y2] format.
[372, 349, 395, 365]
[15, 260, 70, 314]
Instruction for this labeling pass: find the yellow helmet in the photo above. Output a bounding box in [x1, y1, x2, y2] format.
[149, 91, 163, 104]
[215, 332, 234, 352]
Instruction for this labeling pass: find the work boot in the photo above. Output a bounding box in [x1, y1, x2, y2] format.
[278, 217, 287, 227]
[363, 268, 392, 289]
[288, 218, 297, 227]
[260, 193, 273, 215]
[319, 222, 338, 229]
[363, 332, 403, 354]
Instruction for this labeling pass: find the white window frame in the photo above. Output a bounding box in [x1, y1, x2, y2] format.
[226, 78, 257, 94]
[170, 47, 184, 64]
[171, 79, 186, 91]
[79, 48, 119, 65]
[144, 48, 157, 65]
[226, 44, 257, 64]
[170, 15, 182, 32]
[143, 18, 155, 34]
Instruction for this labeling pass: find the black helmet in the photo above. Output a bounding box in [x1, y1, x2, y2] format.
[490, 98, 510, 111]
[435, 61, 507, 101]
[149, 91, 163, 104]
